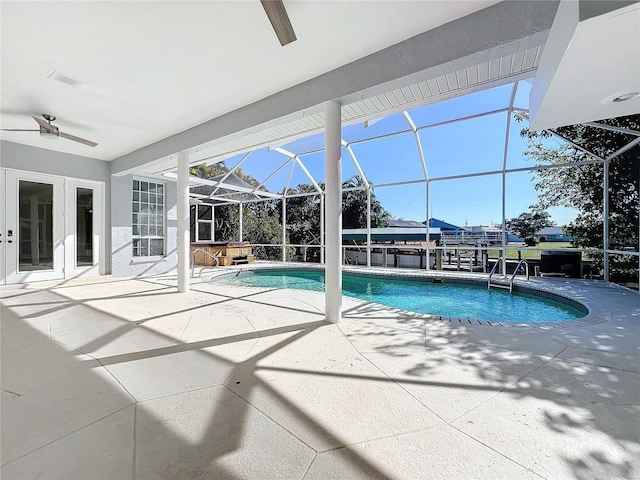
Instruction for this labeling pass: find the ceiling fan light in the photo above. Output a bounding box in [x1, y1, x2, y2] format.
[40, 130, 58, 140]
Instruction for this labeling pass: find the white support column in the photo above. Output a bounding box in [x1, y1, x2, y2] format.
[367, 186, 371, 267]
[282, 196, 287, 262]
[366, 188, 371, 267]
[239, 203, 243, 242]
[603, 159, 610, 282]
[320, 194, 325, 264]
[501, 172, 507, 277]
[325, 100, 342, 323]
[425, 180, 430, 270]
[177, 152, 190, 293]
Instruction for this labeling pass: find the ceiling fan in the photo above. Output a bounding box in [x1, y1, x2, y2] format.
[260, 0, 296, 46]
[1, 114, 98, 147]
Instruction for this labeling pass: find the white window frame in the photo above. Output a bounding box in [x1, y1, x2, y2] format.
[193, 204, 214, 242]
[132, 178, 166, 257]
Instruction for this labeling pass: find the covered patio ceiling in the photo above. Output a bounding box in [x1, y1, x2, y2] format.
[0, 0, 503, 161]
[131, 0, 640, 183]
[1, 1, 637, 180]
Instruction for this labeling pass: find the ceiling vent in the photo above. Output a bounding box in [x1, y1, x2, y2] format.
[47, 70, 85, 88]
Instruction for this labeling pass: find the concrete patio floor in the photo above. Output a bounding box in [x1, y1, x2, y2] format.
[1, 267, 639, 479]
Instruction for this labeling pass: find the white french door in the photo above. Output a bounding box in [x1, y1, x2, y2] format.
[64, 179, 104, 278]
[0, 170, 5, 285]
[4, 170, 65, 283]
[1, 170, 104, 284]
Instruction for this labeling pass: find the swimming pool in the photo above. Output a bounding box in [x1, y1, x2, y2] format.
[214, 269, 587, 324]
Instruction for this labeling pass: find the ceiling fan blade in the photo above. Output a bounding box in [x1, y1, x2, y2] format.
[0, 128, 40, 132]
[32, 116, 53, 131]
[260, 0, 296, 46]
[59, 131, 98, 147]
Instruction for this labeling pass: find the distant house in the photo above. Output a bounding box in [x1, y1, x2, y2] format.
[466, 225, 502, 243]
[389, 219, 428, 228]
[425, 218, 468, 235]
[343, 218, 439, 243]
[423, 218, 523, 244]
[536, 226, 572, 242]
[507, 233, 525, 243]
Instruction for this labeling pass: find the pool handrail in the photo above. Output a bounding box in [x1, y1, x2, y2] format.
[509, 259, 530, 293]
[488, 257, 530, 292]
[488, 257, 507, 291]
[191, 248, 219, 277]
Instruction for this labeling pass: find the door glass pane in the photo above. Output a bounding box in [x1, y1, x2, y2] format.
[76, 188, 94, 267]
[18, 181, 54, 271]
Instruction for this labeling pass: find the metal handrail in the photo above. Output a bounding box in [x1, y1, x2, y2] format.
[191, 248, 219, 277]
[487, 256, 505, 289]
[509, 259, 530, 293]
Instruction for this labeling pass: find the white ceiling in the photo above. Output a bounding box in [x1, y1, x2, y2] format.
[0, 0, 499, 161]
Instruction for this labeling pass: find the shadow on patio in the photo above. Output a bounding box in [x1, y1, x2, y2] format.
[2, 276, 639, 479]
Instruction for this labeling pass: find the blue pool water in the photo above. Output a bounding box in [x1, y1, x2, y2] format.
[215, 269, 586, 323]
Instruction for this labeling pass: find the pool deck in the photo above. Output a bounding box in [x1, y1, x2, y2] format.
[2, 264, 639, 479]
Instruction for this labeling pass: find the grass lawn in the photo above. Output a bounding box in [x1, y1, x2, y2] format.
[487, 242, 592, 261]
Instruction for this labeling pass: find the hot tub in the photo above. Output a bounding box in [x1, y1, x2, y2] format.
[191, 241, 253, 266]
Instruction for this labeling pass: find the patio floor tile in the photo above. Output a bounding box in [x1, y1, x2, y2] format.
[134, 385, 314, 479]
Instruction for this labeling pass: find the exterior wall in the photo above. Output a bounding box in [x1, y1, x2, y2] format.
[111, 174, 177, 277]
[1, 140, 112, 273]
[1, 141, 110, 181]
[540, 234, 573, 242]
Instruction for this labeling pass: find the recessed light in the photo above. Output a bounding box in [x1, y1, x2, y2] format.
[47, 70, 85, 88]
[602, 90, 640, 105]
[612, 92, 640, 103]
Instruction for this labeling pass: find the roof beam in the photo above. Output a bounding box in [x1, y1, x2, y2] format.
[273, 147, 322, 192]
[165, 172, 281, 198]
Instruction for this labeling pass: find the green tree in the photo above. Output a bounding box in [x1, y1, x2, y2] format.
[188, 166, 393, 261]
[342, 175, 391, 229]
[190, 163, 226, 179]
[506, 204, 555, 241]
[213, 204, 239, 242]
[521, 114, 639, 279]
[283, 184, 322, 261]
[190, 163, 261, 187]
[242, 200, 287, 260]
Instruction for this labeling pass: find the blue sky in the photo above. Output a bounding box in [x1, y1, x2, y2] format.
[219, 81, 578, 228]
